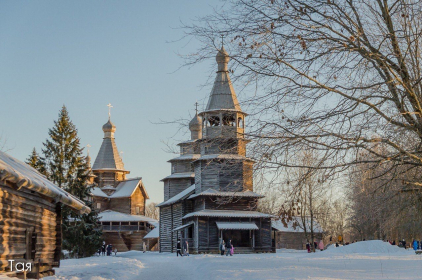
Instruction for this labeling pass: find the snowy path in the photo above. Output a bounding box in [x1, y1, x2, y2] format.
[38, 241, 422, 280]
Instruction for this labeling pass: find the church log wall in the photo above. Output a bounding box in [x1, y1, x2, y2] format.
[130, 188, 146, 215]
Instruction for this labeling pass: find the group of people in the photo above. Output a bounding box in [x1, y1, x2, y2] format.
[176, 240, 190, 257]
[219, 239, 234, 256]
[306, 240, 325, 253]
[98, 241, 117, 256]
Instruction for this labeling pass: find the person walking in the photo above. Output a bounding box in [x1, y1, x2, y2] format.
[143, 242, 146, 253]
[230, 245, 234, 256]
[402, 239, 407, 249]
[220, 240, 226, 256]
[184, 240, 190, 256]
[306, 242, 310, 253]
[114, 248, 117, 256]
[318, 240, 324, 251]
[176, 240, 183, 257]
[226, 240, 232, 256]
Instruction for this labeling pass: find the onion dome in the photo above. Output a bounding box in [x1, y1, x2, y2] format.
[189, 113, 202, 140]
[189, 113, 202, 131]
[102, 119, 116, 133]
[216, 46, 229, 64]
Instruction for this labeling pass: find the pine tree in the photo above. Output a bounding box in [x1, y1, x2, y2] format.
[26, 147, 47, 176]
[42, 106, 102, 257]
[62, 156, 102, 257]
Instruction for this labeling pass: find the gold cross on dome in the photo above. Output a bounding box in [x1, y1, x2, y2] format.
[107, 103, 113, 119]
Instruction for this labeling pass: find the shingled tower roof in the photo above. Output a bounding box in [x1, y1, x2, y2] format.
[92, 119, 126, 171]
[205, 46, 242, 112]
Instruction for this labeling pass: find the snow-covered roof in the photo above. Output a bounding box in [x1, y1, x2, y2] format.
[90, 178, 149, 199]
[112, 178, 149, 199]
[272, 217, 323, 233]
[168, 154, 200, 162]
[143, 227, 159, 239]
[194, 154, 254, 162]
[173, 221, 194, 232]
[157, 185, 195, 207]
[98, 210, 158, 223]
[188, 188, 264, 199]
[177, 139, 200, 146]
[0, 151, 90, 214]
[160, 172, 195, 181]
[91, 187, 108, 198]
[183, 210, 274, 219]
[216, 222, 258, 230]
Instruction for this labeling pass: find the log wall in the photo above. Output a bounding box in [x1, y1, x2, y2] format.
[130, 187, 146, 215]
[0, 182, 59, 278]
[275, 232, 323, 250]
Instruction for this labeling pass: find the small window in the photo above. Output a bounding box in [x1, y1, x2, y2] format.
[135, 207, 140, 214]
[96, 203, 101, 209]
[238, 117, 244, 128]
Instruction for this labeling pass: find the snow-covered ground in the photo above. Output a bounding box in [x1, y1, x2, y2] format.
[5, 241, 420, 280]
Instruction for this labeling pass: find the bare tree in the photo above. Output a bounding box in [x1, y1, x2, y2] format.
[184, 0, 422, 193]
[145, 202, 160, 220]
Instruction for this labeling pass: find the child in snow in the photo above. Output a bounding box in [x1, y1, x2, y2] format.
[114, 248, 117, 256]
[306, 242, 310, 253]
[230, 246, 234, 256]
[143, 242, 146, 253]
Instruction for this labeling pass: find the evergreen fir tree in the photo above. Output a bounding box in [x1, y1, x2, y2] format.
[62, 156, 103, 257]
[26, 147, 47, 176]
[42, 106, 102, 257]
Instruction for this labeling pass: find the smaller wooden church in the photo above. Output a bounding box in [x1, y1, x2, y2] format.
[89, 116, 158, 252]
[0, 151, 90, 278]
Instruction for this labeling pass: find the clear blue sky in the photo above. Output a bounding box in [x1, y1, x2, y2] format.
[0, 1, 225, 203]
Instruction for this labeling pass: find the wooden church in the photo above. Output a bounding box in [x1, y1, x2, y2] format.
[89, 116, 158, 252]
[158, 46, 274, 254]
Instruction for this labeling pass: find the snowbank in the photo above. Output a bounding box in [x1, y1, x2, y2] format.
[44, 255, 144, 280]
[325, 240, 406, 254]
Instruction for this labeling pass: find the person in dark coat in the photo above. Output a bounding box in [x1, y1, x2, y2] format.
[106, 244, 113, 256]
[101, 241, 106, 256]
[392, 240, 396, 245]
[226, 240, 232, 256]
[176, 240, 183, 257]
[306, 242, 310, 253]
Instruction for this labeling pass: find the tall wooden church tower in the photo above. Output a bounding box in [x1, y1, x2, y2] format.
[158, 46, 273, 254]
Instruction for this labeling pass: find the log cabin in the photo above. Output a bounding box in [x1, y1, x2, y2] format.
[272, 217, 324, 250]
[0, 151, 90, 278]
[158, 46, 274, 254]
[89, 117, 158, 252]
